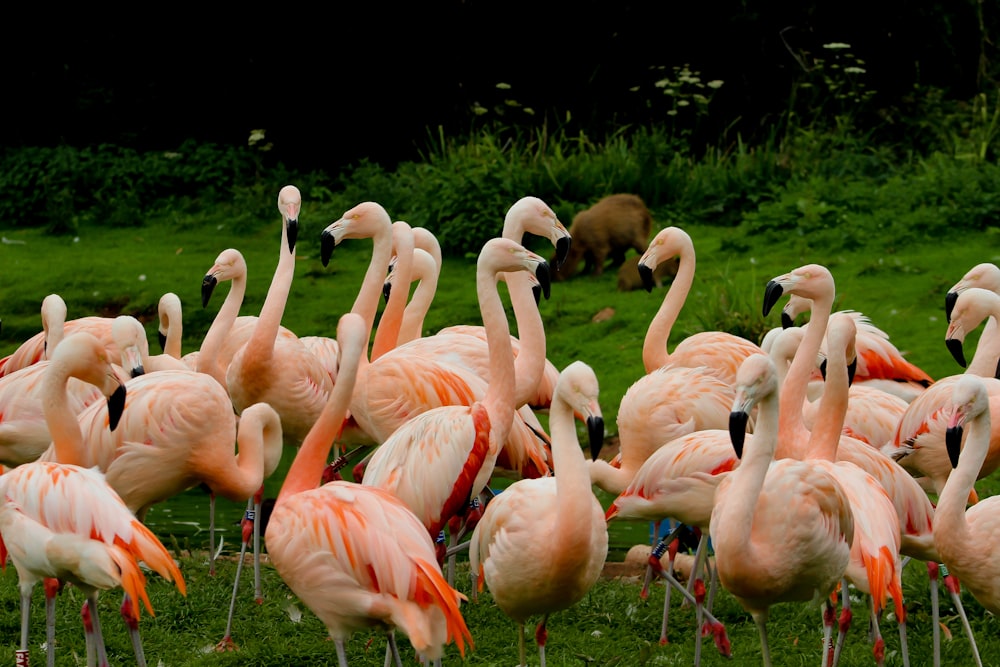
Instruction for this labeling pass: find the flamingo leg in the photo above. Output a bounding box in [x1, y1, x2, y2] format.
[17, 584, 32, 666]
[84, 595, 109, 667]
[44, 578, 60, 667]
[832, 580, 851, 667]
[216, 497, 253, 651]
[208, 491, 217, 576]
[941, 567, 983, 667]
[535, 615, 549, 667]
[120, 594, 147, 667]
[253, 487, 263, 604]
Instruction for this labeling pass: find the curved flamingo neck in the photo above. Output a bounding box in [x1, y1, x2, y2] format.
[807, 320, 852, 461]
[42, 295, 68, 360]
[207, 404, 278, 501]
[198, 269, 247, 388]
[42, 361, 85, 466]
[642, 237, 696, 372]
[777, 292, 833, 459]
[934, 405, 987, 545]
[371, 221, 414, 361]
[480, 266, 517, 439]
[549, 380, 593, 548]
[507, 273, 546, 408]
[245, 219, 296, 363]
[278, 314, 366, 505]
[397, 249, 439, 345]
[964, 291, 1000, 377]
[351, 222, 394, 348]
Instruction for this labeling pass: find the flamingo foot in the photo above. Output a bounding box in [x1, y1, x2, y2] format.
[705, 621, 731, 657]
[214, 636, 238, 652]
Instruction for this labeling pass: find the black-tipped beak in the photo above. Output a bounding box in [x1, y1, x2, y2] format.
[535, 261, 551, 300]
[847, 357, 857, 385]
[729, 411, 749, 458]
[820, 358, 828, 380]
[286, 218, 299, 254]
[638, 263, 655, 293]
[107, 383, 127, 431]
[763, 280, 784, 316]
[780, 311, 794, 329]
[201, 275, 218, 308]
[320, 231, 336, 267]
[945, 291, 958, 323]
[158, 330, 167, 353]
[587, 415, 605, 461]
[946, 337, 968, 368]
[532, 282, 542, 306]
[382, 281, 392, 303]
[130, 364, 145, 379]
[555, 236, 571, 270]
[946, 425, 963, 467]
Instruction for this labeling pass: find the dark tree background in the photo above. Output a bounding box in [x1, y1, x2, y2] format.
[2, 1, 992, 173]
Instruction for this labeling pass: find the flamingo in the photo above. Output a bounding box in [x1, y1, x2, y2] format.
[223, 185, 333, 447]
[0, 320, 136, 468]
[638, 226, 763, 383]
[944, 261, 1000, 332]
[931, 374, 1000, 667]
[361, 237, 551, 558]
[111, 315, 190, 376]
[0, 332, 186, 667]
[780, 294, 934, 401]
[884, 288, 1000, 499]
[266, 311, 473, 666]
[469, 361, 607, 667]
[156, 292, 184, 359]
[0, 293, 120, 376]
[710, 352, 854, 667]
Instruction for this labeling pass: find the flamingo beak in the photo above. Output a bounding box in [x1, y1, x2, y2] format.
[320, 230, 337, 267]
[638, 262, 655, 293]
[201, 274, 218, 308]
[107, 383, 127, 432]
[534, 261, 551, 300]
[729, 410, 750, 458]
[762, 280, 784, 316]
[945, 291, 958, 322]
[286, 217, 298, 254]
[587, 415, 605, 461]
[555, 236, 571, 270]
[946, 337, 968, 368]
[945, 424, 964, 468]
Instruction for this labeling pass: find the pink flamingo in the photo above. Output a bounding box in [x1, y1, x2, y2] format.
[0, 293, 120, 376]
[469, 361, 606, 667]
[885, 288, 1000, 500]
[944, 261, 1000, 329]
[361, 237, 551, 557]
[156, 292, 184, 359]
[932, 374, 1000, 667]
[266, 311, 473, 666]
[0, 353, 114, 468]
[0, 333, 185, 667]
[638, 226, 763, 383]
[111, 315, 190, 376]
[711, 353, 853, 667]
[224, 185, 333, 447]
[385, 226, 442, 345]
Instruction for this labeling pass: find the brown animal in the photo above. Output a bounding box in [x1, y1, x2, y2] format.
[552, 194, 653, 281]
[617, 253, 679, 291]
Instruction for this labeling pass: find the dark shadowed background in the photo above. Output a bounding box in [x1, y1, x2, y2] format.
[2, 1, 989, 172]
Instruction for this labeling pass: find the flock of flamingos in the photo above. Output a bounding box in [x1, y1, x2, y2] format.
[0, 185, 998, 667]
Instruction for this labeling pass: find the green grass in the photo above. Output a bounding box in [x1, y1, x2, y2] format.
[2, 203, 1000, 665]
[1, 554, 997, 666]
